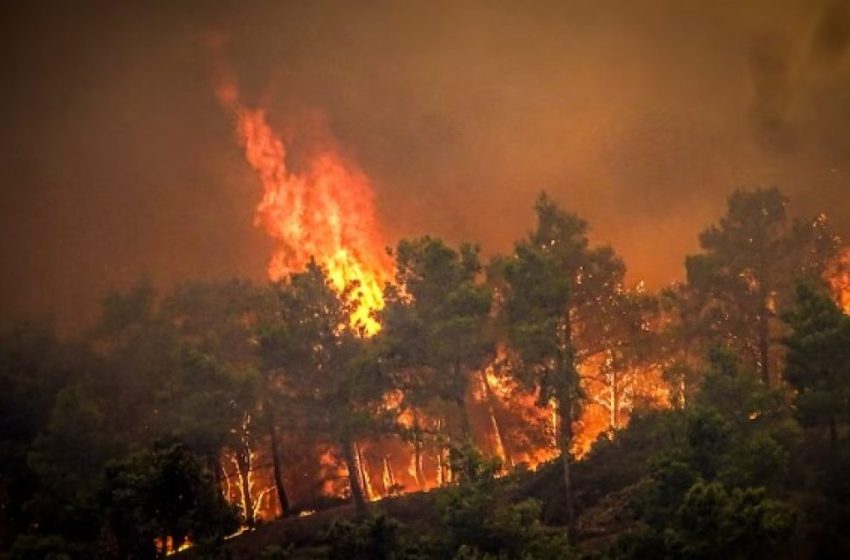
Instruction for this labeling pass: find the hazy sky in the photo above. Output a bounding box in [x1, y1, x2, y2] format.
[2, 0, 849, 333]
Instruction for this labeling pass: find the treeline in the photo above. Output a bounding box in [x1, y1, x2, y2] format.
[1, 188, 849, 558]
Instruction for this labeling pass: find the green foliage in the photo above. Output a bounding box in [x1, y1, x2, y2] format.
[632, 454, 700, 528]
[5, 188, 850, 558]
[615, 482, 796, 560]
[495, 191, 651, 410]
[674, 483, 796, 559]
[0, 323, 73, 546]
[783, 283, 850, 434]
[782, 283, 850, 555]
[611, 350, 800, 559]
[4, 534, 77, 560]
[258, 543, 294, 559]
[441, 496, 572, 560]
[99, 440, 239, 559]
[623, 481, 797, 560]
[436, 444, 574, 559]
[159, 279, 269, 460]
[323, 514, 403, 560]
[261, 262, 392, 440]
[683, 188, 842, 384]
[259, 262, 394, 510]
[495, 193, 588, 392]
[382, 236, 494, 440]
[569, 409, 686, 511]
[448, 441, 502, 483]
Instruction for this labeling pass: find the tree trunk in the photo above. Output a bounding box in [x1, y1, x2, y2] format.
[480, 371, 512, 467]
[234, 412, 256, 527]
[355, 442, 373, 501]
[436, 418, 451, 485]
[610, 369, 619, 432]
[221, 459, 232, 503]
[758, 309, 771, 385]
[382, 456, 397, 495]
[235, 448, 255, 528]
[266, 403, 290, 517]
[557, 392, 578, 543]
[456, 395, 472, 442]
[342, 439, 368, 514]
[559, 310, 578, 543]
[210, 453, 224, 498]
[412, 410, 426, 489]
[455, 361, 472, 442]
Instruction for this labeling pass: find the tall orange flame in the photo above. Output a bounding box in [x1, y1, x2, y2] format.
[216, 79, 391, 333]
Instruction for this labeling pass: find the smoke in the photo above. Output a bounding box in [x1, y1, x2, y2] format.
[1, 0, 849, 333]
[748, 30, 795, 152]
[812, 0, 850, 62]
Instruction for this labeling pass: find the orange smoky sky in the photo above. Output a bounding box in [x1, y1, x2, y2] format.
[1, 0, 849, 334]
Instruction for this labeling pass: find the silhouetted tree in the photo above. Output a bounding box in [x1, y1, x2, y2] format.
[261, 263, 392, 513]
[100, 440, 238, 559]
[494, 192, 648, 540]
[783, 283, 850, 451]
[382, 237, 494, 443]
[685, 188, 841, 385]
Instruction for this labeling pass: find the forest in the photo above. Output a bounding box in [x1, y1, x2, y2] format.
[1, 187, 849, 559]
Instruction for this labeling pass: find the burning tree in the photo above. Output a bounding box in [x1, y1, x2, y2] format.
[684, 188, 843, 386]
[160, 280, 273, 526]
[259, 262, 395, 513]
[380, 236, 495, 480]
[493, 192, 651, 540]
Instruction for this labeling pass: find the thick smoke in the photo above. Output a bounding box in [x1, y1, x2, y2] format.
[1, 0, 849, 333]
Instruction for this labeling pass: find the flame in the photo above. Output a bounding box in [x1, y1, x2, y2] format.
[828, 247, 850, 314]
[208, 53, 673, 515]
[216, 78, 391, 334]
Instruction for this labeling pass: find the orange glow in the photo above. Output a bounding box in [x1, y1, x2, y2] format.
[577, 357, 670, 456]
[828, 247, 850, 314]
[216, 79, 391, 334]
[208, 62, 670, 514]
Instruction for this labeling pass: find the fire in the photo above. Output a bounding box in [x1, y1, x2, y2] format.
[216, 78, 391, 334]
[208, 50, 671, 519]
[828, 247, 850, 314]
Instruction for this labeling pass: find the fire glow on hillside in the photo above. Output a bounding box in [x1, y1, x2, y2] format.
[212, 76, 674, 519]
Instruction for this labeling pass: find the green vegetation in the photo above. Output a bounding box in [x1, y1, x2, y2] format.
[2, 189, 850, 558]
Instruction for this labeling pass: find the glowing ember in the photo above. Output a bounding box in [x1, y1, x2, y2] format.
[216, 79, 391, 334]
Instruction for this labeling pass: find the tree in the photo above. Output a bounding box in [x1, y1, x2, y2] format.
[87, 279, 182, 446]
[684, 188, 841, 385]
[657, 284, 713, 409]
[87, 280, 269, 527]
[614, 351, 799, 560]
[260, 263, 393, 513]
[493, 192, 648, 540]
[582, 286, 659, 433]
[783, 283, 850, 451]
[0, 323, 75, 549]
[621, 481, 796, 560]
[382, 237, 494, 444]
[26, 386, 120, 535]
[100, 440, 238, 559]
[161, 280, 273, 522]
[437, 443, 573, 559]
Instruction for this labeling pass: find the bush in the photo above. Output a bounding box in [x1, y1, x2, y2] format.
[323, 514, 403, 560]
